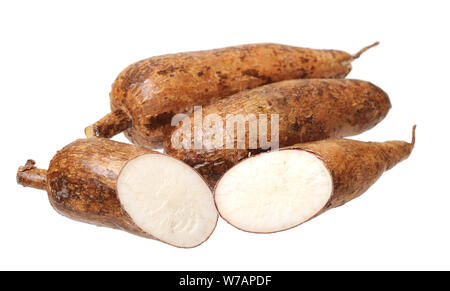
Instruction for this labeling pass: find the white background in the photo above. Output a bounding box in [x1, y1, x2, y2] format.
[1, 0, 448, 270]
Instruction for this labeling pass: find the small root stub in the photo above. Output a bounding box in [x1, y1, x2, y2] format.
[352, 41, 380, 60]
[85, 110, 131, 138]
[20, 159, 36, 171]
[17, 159, 48, 190]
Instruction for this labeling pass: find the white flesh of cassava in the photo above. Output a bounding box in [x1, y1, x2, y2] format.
[117, 154, 218, 248]
[214, 150, 333, 233]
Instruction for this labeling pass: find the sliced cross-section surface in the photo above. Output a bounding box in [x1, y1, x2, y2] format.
[118, 154, 218, 247]
[214, 150, 332, 233]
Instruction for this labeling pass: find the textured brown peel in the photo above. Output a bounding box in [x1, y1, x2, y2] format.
[165, 79, 392, 186]
[288, 125, 416, 213]
[16, 139, 159, 240]
[46, 138, 153, 238]
[86, 43, 378, 146]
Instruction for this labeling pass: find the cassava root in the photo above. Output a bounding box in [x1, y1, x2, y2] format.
[17, 138, 218, 248]
[86, 42, 379, 147]
[214, 126, 416, 233]
[165, 79, 391, 186]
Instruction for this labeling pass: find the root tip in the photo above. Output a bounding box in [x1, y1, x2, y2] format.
[411, 125, 417, 146]
[352, 41, 380, 60]
[18, 159, 36, 172]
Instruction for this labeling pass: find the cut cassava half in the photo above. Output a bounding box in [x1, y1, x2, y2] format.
[214, 127, 416, 233]
[85, 42, 379, 147]
[16, 138, 218, 248]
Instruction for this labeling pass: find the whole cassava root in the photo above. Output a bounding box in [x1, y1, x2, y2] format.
[164, 79, 391, 186]
[16, 138, 218, 248]
[214, 126, 416, 233]
[85, 42, 379, 147]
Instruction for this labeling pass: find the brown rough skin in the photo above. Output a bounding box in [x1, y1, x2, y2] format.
[164, 79, 392, 186]
[285, 126, 416, 216]
[16, 138, 158, 241]
[85, 42, 378, 147]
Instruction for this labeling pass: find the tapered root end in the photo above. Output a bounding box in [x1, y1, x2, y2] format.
[352, 41, 380, 60]
[85, 110, 131, 138]
[17, 160, 48, 191]
[411, 125, 417, 146]
[382, 126, 417, 171]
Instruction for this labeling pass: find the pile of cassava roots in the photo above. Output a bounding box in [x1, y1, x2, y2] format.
[17, 42, 415, 248]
